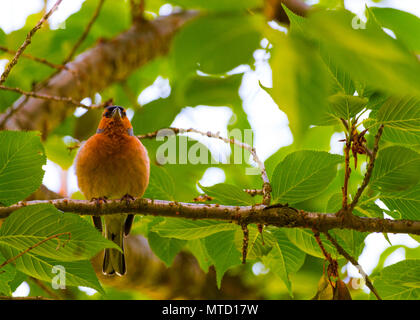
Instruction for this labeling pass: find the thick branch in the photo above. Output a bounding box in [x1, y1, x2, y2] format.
[2, 198, 420, 235]
[0, 11, 198, 136]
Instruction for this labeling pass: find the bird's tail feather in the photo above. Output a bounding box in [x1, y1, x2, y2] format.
[102, 227, 126, 276]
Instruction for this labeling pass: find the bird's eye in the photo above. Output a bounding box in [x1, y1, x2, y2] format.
[104, 111, 112, 118]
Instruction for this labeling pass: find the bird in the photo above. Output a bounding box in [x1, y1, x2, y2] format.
[75, 105, 150, 276]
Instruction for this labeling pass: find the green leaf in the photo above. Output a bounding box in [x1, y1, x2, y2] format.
[0, 247, 104, 294]
[376, 96, 420, 145]
[282, 4, 306, 35]
[330, 229, 367, 261]
[283, 5, 355, 96]
[261, 228, 305, 297]
[326, 192, 383, 218]
[186, 239, 212, 272]
[204, 230, 241, 288]
[44, 135, 78, 170]
[151, 218, 239, 240]
[132, 96, 180, 134]
[147, 232, 186, 267]
[198, 183, 254, 206]
[305, 9, 420, 97]
[380, 184, 420, 220]
[265, 126, 336, 179]
[0, 131, 46, 206]
[370, 146, 420, 192]
[182, 73, 242, 107]
[171, 13, 263, 75]
[143, 165, 175, 201]
[283, 228, 336, 259]
[0, 252, 15, 295]
[270, 32, 331, 140]
[326, 192, 342, 213]
[321, 49, 356, 95]
[271, 150, 343, 204]
[372, 259, 420, 300]
[7, 268, 27, 293]
[0, 204, 120, 262]
[141, 135, 219, 202]
[317, 94, 367, 126]
[234, 225, 272, 261]
[371, 7, 420, 52]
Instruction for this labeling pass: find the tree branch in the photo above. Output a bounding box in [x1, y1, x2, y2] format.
[0, 11, 198, 136]
[0, 232, 71, 270]
[0, 0, 63, 85]
[63, 0, 106, 64]
[349, 125, 384, 212]
[138, 127, 272, 205]
[2, 198, 420, 235]
[0, 45, 69, 72]
[0, 85, 111, 109]
[324, 231, 381, 300]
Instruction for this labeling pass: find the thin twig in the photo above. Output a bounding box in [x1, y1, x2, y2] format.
[137, 127, 272, 205]
[349, 125, 384, 212]
[323, 231, 382, 300]
[241, 224, 249, 264]
[0, 85, 111, 109]
[0, 232, 71, 270]
[62, 0, 106, 64]
[140, 127, 272, 241]
[313, 229, 338, 289]
[0, 45, 69, 71]
[341, 131, 352, 212]
[0, 0, 63, 84]
[313, 229, 334, 265]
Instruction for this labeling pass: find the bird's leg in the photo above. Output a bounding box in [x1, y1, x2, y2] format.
[90, 196, 108, 232]
[120, 194, 135, 235]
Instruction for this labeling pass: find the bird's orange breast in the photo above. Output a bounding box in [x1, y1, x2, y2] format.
[75, 133, 150, 200]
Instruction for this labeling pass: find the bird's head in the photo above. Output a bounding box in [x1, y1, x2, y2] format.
[96, 106, 134, 136]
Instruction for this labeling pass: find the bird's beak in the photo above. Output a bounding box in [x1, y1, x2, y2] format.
[112, 108, 122, 120]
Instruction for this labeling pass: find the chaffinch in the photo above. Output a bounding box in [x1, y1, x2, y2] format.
[75, 105, 150, 276]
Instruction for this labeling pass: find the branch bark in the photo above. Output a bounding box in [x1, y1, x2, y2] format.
[0, 11, 198, 137]
[2, 198, 420, 235]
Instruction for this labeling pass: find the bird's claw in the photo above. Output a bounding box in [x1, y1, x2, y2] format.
[91, 196, 108, 206]
[120, 194, 135, 205]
